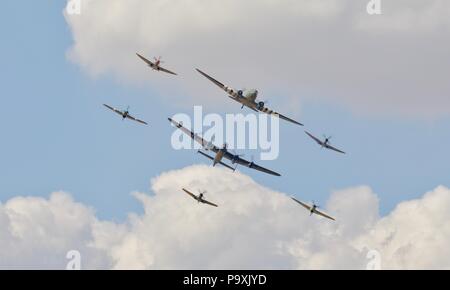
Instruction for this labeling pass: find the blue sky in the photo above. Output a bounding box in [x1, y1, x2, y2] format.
[1, 0, 449, 223]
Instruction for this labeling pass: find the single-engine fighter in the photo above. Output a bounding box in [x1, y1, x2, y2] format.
[182, 188, 218, 207]
[103, 104, 148, 125]
[168, 118, 281, 176]
[195, 68, 303, 126]
[304, 131, 345, 154]
[291, 197, 335, 221]
[136, 53, 178, 75]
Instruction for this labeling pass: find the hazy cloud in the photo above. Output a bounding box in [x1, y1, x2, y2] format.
[64, 0, 450, 118]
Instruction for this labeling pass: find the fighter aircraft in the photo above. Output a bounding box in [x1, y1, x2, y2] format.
[103, 104, 148, 125]
[304, 131, 345, 154]
[136, 53, 177, 75]
[168, 118, 281, 176]
[182, 188, 218, 207]
[291, 197, 335, 221]
[195, 69, 303, 126]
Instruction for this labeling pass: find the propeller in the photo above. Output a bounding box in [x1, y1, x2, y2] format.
[229, 149, 243, 170]
[230, 149, 244, 165]
[199, 134, 215, 151]
[312, 200, 320, 208]
[248, 155, 255, 167]
[123, 106, 130, 120]
[257, 100, 269, 110]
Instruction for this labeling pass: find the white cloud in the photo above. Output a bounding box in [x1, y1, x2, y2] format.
[1, 165, 450, 269]
[64, 0, 450, 118]
[354, 185, 450, 269]
[0, 192, 113, 269]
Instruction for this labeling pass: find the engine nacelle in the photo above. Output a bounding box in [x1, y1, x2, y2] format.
[238, 90, 244, 96]
[224, 86, 234, 95]
[205, 141, 214, 151]
[257, 101, 265, 110]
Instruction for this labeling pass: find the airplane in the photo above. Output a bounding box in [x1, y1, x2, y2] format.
[195, 68, 303, 126]
[291, 197, 335, 221]
[168, 118, 281, 176]
[182, 188, 218, 207]
[103, 104, 148, 125]
[304, 131, 345, 154]
[136, 53, 178, 75]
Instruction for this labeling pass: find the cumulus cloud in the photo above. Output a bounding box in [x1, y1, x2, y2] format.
[0, 192, 114, 269]
[1, 165, 450, 269]
[64, 0, 450, 118]
[354, 185, 450, 269]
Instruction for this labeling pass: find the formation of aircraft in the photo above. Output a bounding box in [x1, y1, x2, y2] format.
[168, 118, 281, 176]
[183, 188, 218, 207]
[291, 197, 335, 221]
[103, 104, 148, 125]
[305, 131, 345, 154]
[136, 53, 178, 75]
[100, 53, 345, 222]
[196, 69, 304, 126]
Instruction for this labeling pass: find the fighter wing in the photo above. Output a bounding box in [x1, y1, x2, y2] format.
[196, 69, 240, 99]
[291, 197, 312, 211]
[304, 131, 324, 146]
[182, 188, 198, 200]
[168, 118, 219, 152]
[103, 104, 124, 116]
[256, 106, 303, 126]
[136, 53, 155, 67]
[126, 114, 148, 125]
[314, 209, 335, 221]
[201, 199, 218, 207]
[223, 152, 281, 176]
[325, 144, 346, 154]
[158, 66, 178, 76]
